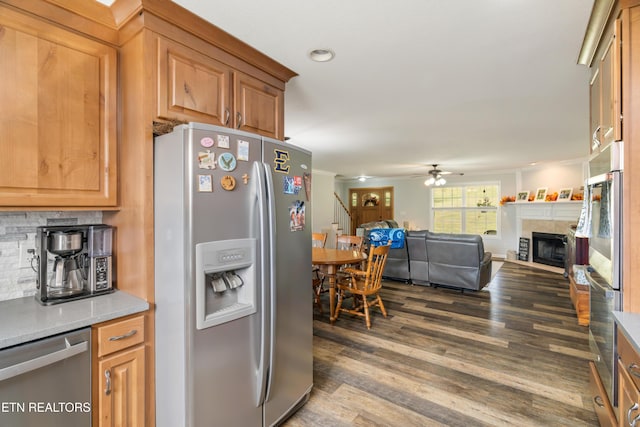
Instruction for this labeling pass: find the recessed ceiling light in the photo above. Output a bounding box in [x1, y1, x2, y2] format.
[309, 49, 335, 62]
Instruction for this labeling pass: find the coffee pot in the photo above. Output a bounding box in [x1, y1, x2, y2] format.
[46, 231, 85, 296]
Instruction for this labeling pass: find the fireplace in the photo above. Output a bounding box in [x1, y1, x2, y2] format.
[532, 232, 566, 268]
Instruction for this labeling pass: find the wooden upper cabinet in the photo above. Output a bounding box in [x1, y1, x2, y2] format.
[156, 37, 284, 139]
[233, 71, 283, 139]
[590, 69, 601, 154]
[157, 37, 232, 126]
[0, 6, 117, 207]
[590, 18, 622, 154]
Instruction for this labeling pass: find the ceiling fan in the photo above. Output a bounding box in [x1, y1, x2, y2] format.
[420, 164, 463, 186]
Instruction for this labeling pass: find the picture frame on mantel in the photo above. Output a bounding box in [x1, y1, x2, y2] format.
[535, 187, 548, 202]
[516, 191, 530, 202]
[558, 187, 573, 201]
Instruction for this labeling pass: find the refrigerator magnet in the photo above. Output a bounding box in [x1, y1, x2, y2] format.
[242, 173, 249, 184]
[218, 152, 237, 171]
[289, 201, 305, 231]
[237, 140, 249, 161]
[283, 176, 296, 194]
[220, 175, 236, 191]
[200, 137, 214, 148]
[197, 151, 216, 170]
[217, 135, 230, 149]
[197, 175, 213, 192]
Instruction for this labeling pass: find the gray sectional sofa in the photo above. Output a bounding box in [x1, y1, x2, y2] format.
[360, 221, 492, 291]
[409, 231, 492, 291]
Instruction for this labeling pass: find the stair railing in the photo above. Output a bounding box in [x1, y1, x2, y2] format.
[333, 192, 354, 235]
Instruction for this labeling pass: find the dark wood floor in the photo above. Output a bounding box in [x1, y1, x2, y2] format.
[284, 261, 599, 426]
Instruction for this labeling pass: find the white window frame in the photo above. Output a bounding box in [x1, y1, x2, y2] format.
[430, 182, 501, 238]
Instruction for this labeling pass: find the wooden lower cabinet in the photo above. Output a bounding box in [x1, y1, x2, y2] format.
[589, 361, 617, 427]
[617, 328, 640, 427]
[93, 314, 146, 427]
[569, 274, 589, 326]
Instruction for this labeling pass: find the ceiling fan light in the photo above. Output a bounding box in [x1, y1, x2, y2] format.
[424, 177, 436, 186]
[435, 177, 446, 186]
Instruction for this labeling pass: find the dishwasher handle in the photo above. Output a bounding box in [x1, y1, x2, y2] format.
[0, 338, 88, 382]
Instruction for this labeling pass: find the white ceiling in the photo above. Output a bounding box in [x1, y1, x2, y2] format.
[172, 0, 594, 180]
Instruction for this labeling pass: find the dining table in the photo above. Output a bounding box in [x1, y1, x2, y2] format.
[312, 247, 367, 322]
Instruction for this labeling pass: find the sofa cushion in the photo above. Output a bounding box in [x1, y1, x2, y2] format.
[425, 231, 492, 291]
[406, 230, 429, 284]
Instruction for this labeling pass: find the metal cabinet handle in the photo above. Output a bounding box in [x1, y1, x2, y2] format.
[0, 338, 88, 381]
[236, 112, 242, 129]
[108, 329, 137, 341]
[592, 125, 601, 150]
[594, 395, 605, 407]
[224, 109, 230, 126]
[629, 363, 640, 379]
[104, 369, 112, 396]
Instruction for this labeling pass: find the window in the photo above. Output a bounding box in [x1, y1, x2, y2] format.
[432, 184, 499, 235]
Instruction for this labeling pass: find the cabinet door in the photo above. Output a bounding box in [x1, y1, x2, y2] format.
[589, 361, 617, 427]
[97, 345, 145, 427]
[0, 7, 117, 207]
[233, 71, 284, 139]
[157, 37, 231, 126]
[590, 68, 602, 154]
[600, 20, 622, 148]
[618, 359, 640, 427]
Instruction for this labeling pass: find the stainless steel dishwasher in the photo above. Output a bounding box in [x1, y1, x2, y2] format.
[0, 327, 91, 426]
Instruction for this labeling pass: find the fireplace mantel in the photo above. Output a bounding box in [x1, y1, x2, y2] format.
[505, 201, 582, 221]
[505, 201, 583, 263]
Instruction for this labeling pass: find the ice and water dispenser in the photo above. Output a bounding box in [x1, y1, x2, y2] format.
[195, 238, 256, 329]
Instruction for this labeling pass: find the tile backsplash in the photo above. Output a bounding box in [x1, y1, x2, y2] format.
[0, 211, 103, 301]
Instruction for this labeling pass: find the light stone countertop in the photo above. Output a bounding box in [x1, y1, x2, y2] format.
[614, 311, 640, 354]
[0, 291, 149, 350]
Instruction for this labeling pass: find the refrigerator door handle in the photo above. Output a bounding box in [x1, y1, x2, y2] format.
[264, 163, 277, 401]
[254, 160, 270, 407]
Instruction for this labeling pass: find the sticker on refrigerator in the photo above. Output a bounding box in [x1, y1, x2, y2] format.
[197, 151, 215, 170]
[217, 135, 230, 149]
[283, 176, 299, 195]
[237, 140, 249, 161]
[218, 152, 237, 171]
[289, 201, 305, 231]
[198, 175, 213, 192]
[273, 149, 290, 173]
[200, 137, 214, 148]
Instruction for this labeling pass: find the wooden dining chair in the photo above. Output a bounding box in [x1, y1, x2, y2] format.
[334, 243, 390, 329]
[336, 234, 364, 252]
[312, 232, 328, 313]
[336, 234, 366, 273]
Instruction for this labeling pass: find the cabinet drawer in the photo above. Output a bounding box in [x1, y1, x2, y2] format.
[589, 361, 617, 427]
[96, 315, 145, 357]
[618, 329, 640, 391]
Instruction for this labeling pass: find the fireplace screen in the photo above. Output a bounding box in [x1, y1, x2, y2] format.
[532, 232, 566, 268]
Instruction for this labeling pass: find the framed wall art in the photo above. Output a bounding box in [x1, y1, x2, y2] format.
[558, 188, 573, 201]
[516, 191, 530, 202]
[535, 187, 548, 202]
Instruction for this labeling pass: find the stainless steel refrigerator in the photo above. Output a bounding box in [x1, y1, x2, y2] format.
[154, 122, 313, 427]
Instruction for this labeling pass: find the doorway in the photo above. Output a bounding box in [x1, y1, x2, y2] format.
[348, 187, 394, 234]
